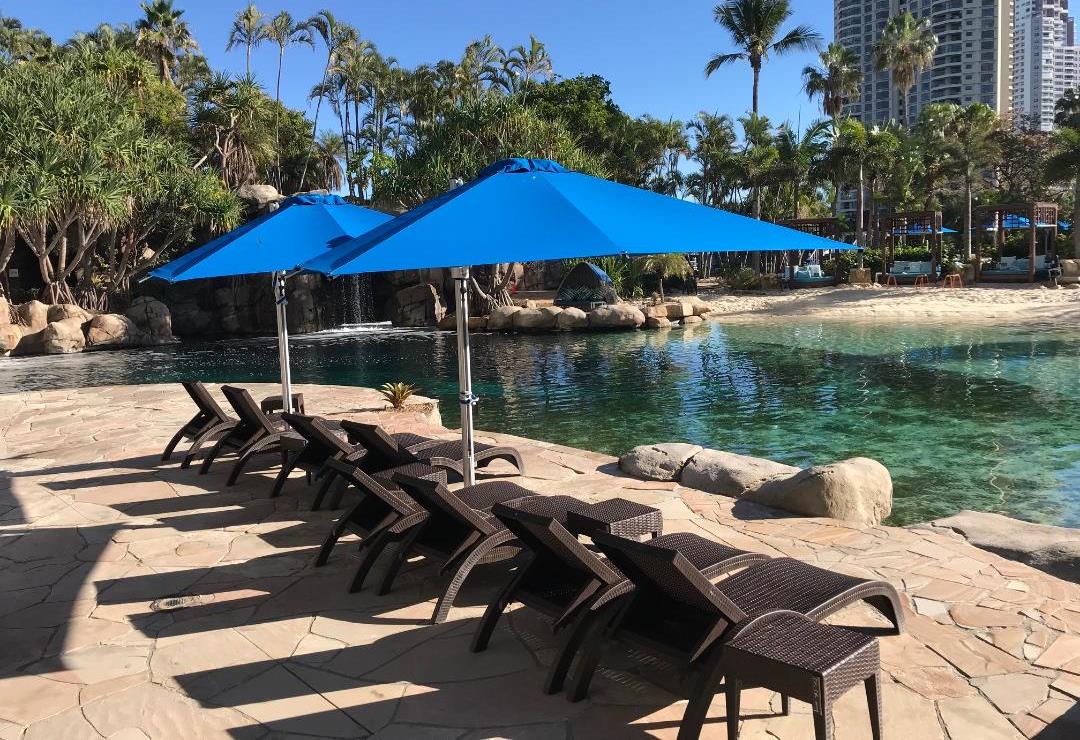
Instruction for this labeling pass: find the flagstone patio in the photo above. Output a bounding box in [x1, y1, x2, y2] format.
[1, 382, 1078, 739]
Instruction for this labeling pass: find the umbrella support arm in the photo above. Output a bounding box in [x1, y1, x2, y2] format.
[451, 266, 477, 487]
[272, 271, 293, 414]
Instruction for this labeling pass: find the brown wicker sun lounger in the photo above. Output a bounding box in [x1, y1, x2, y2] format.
[389, 471, 545, 623]
[166, 381, 237, 463]
[341, 420, 526, 480]
[196, 385, 294, 486]
[569, 533, 902, 729]
[313, 458, 448, 591]
[276, 413, 370, 504]
[472, 498, 770, 694]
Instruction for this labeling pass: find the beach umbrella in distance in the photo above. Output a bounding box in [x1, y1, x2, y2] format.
[149, 193, 393, 412]
[301, 158, 858, 484]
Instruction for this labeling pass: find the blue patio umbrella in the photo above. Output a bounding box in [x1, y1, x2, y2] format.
[301, 159, 858, 483]
[150, 193, 392, 411]
[891, 225, 957, 235]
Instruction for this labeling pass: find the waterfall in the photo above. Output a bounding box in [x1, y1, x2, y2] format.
[332, 274, 375, 325]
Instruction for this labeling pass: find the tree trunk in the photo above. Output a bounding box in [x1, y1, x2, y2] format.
[964, 179, 973, 260]
[299, 57, 332, 191]
[246, 44, 251, 77]
[1074, 177, 1080, 257]
[751, 62, 760, 115]
[856, 165, 865, 247]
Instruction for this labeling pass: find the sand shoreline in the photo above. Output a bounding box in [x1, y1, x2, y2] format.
[698, 283, 1080, 324]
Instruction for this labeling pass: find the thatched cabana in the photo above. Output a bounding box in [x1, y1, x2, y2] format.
[974, 203, 1058, 283]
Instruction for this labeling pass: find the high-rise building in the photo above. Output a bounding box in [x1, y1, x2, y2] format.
[1014, 0, 1080, 130]
[835, 0, 1014, 127]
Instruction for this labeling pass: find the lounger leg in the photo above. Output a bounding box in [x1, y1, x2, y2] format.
[310, 470, 340, 511]
[781, 694, 790, 716]
[431, 533, 514, 625]
[679, 655, 725, 740]
[565, 604, 620, 702]
[724, 679, 741, 740]
[350, 531, 394, 592]
[315, 503, 360, 567]
[865, 593, 904, 635]
[270, 453, 298, 498]
[198, 436, 230, 475]
[865, 673, 882, 740]
[183, 422, 233, 469]
[471, 566, 528, 653]
[812, 707, 832, 740]
[375, 524, 425, 596]
[226, 448, 260, 486]
[544, 610, 598, 695]
[162, 428, 187, 461]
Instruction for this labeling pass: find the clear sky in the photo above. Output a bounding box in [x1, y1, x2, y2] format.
[7, 0, 834, 131]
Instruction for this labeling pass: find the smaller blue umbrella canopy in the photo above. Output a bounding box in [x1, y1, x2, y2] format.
[151, 193, 391, 282]
[149, 193, 392, 413]
[891, 225, 957, 235]
[982, 215, 1057, 231]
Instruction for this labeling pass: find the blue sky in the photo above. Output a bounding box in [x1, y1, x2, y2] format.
[8, 0, 834, 131]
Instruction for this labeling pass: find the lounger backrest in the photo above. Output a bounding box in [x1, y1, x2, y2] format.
[221, 385, 278, 435]
[183, 381, 229, 422]
[340, 421, 409, 469]
[593, 531, 746, 623]
[393, 472, 493, 534]
[282, 413, 353, 459]
[323, 458, 417, 516]
[493, 503, 622, 585]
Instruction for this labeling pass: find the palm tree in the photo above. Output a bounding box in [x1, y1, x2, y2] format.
[226, 3, 265, 77]
[874, 12, 938, 126]
[503, 35, 553, 95]
[774, 120, 830, 218]
[311, 132, 345, 191]
[1047, 126, 1080, 256]
[300, 10, 356, 190]
[458, 35, 505, 103]
[635, 253, 693, 301]
[264, 11, 313, 104]
[945, 104, 999, 259]
[135, 0, 198, 85]
[705, 0, 821, 115]
[802, 42, 862, 123]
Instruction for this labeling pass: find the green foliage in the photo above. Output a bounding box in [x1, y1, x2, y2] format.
[379, 381, 418, 409]
[727, 266, 762, 290]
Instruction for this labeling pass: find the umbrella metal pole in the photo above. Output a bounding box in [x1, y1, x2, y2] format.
[451, 266, 476, 487]
[272, 271, 293, 414]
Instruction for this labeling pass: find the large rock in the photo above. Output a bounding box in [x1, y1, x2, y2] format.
[125, 296, 172, 337]
[588, 304, 645, 329]
[387, 283, 446, 327]
[925, 511, 1080, 583]
[512, 307, 557, 331]
[487, 305, 521, 331]
[744, 457, 893, 525]
[12, 327, 45, 355]
[0, 296, 12, 324]
[86, 314, 140, 347]
[0, 324, 21, 355]
[620, 443, 703, 482]
[17, 300, 49, 331]
[645, 315, 673, 329]
[555, 307, 588, 330]
[169, 300, 215, 335]
[236, 183, 283, 211]
[685, 296, 713, 316]
[47, 304, 91, 324]
[664, 301, 694, 320]
[41, 317, 87, 354]
[681, 450, 800, 497]
[682, 315, 703, 325]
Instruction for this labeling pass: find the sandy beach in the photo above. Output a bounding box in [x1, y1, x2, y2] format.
[699, 284, 1080, 323]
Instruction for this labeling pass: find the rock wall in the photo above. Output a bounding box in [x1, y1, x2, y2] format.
[0, 297, 175, 357]
[437, 297, 712, 334]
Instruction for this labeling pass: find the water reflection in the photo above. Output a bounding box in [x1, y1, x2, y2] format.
[3, 320, 1078, 527]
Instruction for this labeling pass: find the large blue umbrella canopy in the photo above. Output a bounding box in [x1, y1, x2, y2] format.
[302, 158, 856, 276]
[151, 193, 392, 282]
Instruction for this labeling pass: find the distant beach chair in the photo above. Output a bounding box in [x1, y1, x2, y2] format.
[340, 420, 526, 480]
[197, 385, 293, 486]
[275, 413, 369, 504]
[472, 498, 770, 694]
[165, 381, 237, 463]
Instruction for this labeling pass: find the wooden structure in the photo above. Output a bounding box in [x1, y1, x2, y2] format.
[974, 203, 1058, 283]
[779, 218, 841, 287]
[878, 211, 943, 284]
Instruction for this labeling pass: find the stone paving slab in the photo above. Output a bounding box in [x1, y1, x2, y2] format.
[0, 383, 1078, 738]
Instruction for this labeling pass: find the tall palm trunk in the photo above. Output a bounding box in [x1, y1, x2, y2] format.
[963, 178, 973, 260]
[299, 57, 333, 191]
[245, 44, 251, 76]
[274, 47, 284, 190]
[1073, 177, 1080, 256]
[751, 58, 760, 114]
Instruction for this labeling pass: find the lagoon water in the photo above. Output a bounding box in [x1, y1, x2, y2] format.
[4, 319, 1079, 527]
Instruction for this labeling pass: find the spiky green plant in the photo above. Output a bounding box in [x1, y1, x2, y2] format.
[379, 382, 418, 409]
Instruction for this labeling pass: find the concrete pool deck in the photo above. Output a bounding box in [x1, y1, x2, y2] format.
[1, 382, 1078, 738]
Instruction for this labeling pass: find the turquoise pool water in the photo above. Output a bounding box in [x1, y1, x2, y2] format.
[4, 320, 1078, 527]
